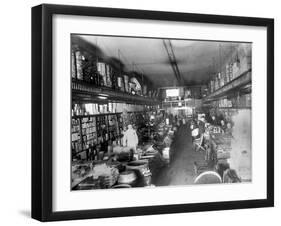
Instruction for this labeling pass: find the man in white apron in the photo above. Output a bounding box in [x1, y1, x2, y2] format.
[123, 124, 139, 153]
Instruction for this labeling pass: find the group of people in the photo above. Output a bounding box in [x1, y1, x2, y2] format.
[164, 114, 187, 128]
[209, 115, 233, 136]
[190, 113, 234, 166]
[190, 114, 233, 141]
[122, 112, 234, 154]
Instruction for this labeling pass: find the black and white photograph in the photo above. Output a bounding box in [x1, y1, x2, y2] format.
[29, 3, 274, 222]
[71, 34, 252, 190]
[0, 0, 278, 223]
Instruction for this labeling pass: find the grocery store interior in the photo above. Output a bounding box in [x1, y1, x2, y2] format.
[71, 35, 252, 190]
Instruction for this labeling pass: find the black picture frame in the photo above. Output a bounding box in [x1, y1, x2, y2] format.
[32, 4, 274, 222]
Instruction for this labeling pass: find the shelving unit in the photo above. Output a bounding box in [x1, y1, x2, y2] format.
[71, 36, 159, 161]
[202, 67, 252, 117]
[71, 36, 160, 105]
[71, 118, 82, 153]
[204, 69, 251, 102]
[81, 116, 97, 150]
[71, 113, 123, 161]
[72, 79, 159, 105]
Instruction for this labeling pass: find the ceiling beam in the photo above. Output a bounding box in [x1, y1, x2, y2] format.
[163, 39, 184, 86]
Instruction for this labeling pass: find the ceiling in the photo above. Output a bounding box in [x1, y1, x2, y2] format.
[78, 35, 242, 87]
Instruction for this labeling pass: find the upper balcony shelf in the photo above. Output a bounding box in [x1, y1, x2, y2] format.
[203, 69, 251, 102]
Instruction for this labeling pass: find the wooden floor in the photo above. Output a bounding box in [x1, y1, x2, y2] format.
[153, 124, 205, 186]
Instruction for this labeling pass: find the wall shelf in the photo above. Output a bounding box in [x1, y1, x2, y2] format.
[72, 113, 123, 161]
[72, 80, 159, 105]
[73, 112, 122, 119]
[203, 69, 251, 102]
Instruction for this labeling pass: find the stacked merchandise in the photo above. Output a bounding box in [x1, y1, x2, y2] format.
[72, 103, 84, 116]
[75, 51, 84, 80]
[212, 133, 232, 162]
[124, 75, 129, 92]
[212, 94, 251, 109]
[105, 64, 112, 87]
[217, 98, 233, 108]
[217, 73, 222, 88]
[81, 54, 97, 84]
[143, 85, 147, 96]
[232, 61, 240, 79]
[226, 63, 233, 83]
[72, 162, 119, 190]
[72, 41, 156, 101]
[84, 103, 99, 115]
[72, 50, 149, 95]
[221, 68, 227, 87]
[96, 115, 109, 144]
[213, 94, 252, 109]
[72, 49, 102, 85]
[208, 44, 251, 94]
[214, 76, 219, 91]
[117, 76, 125, 91]
[111, 70, 118, 90]
[233, 44, 252, 79]
[75, 103, 121, 116]
[72, 118, 82, 153]
[209, 80, 215, 93]
[108, 114, 119, 141]
[71, 51, 76, 79]
[116, 114, 124, 145]
[98, 104, 108, 114]
[97, 62, 107, 87]
[81, 117, 97, 151]
[71, 162, 92, 188]
[71, 113, 123, 161]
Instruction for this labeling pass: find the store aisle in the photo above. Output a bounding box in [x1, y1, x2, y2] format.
[153, 124, 205, 186]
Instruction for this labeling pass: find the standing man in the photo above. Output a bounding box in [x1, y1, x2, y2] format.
[123, 124, 139, 153]
[210, 115, 218, 125]
[198, 117, 206, 135]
